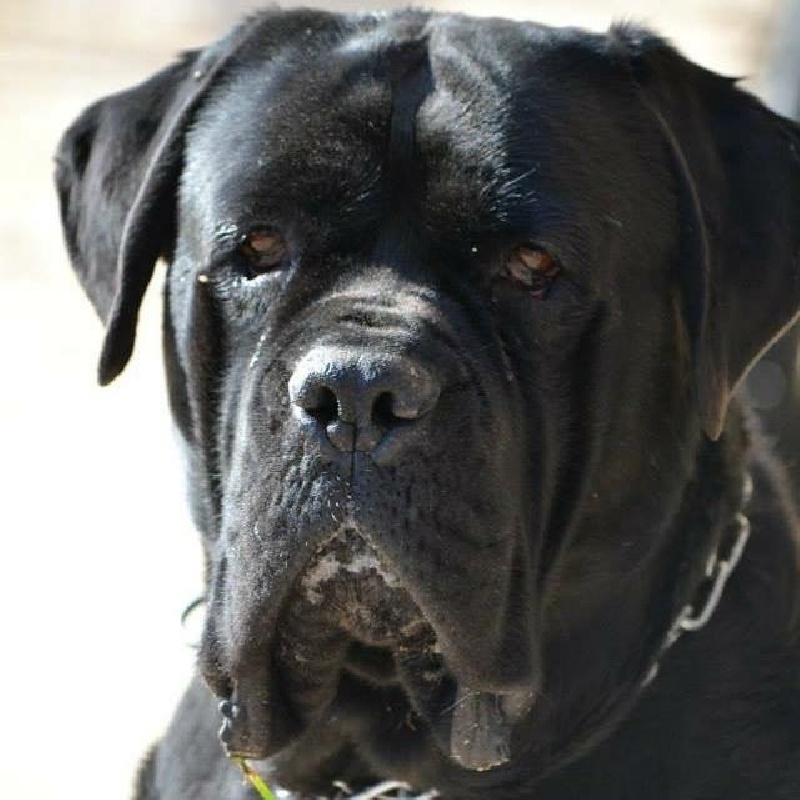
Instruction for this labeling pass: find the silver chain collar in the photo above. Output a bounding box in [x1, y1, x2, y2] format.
[265, 780, 440, 799]
[644, 472, 753, 687]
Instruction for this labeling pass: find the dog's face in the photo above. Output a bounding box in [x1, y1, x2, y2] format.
[56, 9, 800, 793]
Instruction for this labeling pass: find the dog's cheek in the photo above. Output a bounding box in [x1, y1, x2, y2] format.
[490, 284, 600, 506]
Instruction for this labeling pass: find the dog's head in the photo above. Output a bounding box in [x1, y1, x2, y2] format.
[56, 9, 800, 792]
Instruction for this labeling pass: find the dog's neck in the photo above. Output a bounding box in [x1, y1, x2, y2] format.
[528, 407, 755, 786]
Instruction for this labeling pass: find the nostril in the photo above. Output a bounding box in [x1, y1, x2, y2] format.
[372, 391, 398, 427]
[317, 387, 339, 422]
[303, 385, 339, 425]
[372, 381, 437, 427]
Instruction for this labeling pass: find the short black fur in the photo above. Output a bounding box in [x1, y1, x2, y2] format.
[55, 10, 800, 799]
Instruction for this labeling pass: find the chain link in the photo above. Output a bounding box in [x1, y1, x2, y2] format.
[644, 473, 752, 687]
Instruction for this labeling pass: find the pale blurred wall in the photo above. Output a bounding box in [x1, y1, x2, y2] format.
[0, 1, 791, 798]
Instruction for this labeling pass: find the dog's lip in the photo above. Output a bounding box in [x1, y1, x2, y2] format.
[447, 686, 535, 771]
[214, 525, 538, 770]
[220, 636, 536, 772]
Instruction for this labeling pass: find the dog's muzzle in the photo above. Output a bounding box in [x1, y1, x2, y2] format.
[217, 525, 533, 772]
[206, 341, 537, 773]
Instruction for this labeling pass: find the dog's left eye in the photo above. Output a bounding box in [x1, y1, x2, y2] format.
[502, 245, 562, 299]
[237, 230, 288, 276]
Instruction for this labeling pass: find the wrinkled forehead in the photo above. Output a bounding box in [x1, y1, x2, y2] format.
[183, 15, 664, 262]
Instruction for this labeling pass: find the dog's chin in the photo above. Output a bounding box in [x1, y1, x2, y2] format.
[220, 527, 533, 773]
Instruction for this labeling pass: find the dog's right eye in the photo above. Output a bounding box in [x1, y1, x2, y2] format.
[502, 245, 562, 299]
[236, 230, 288, 277]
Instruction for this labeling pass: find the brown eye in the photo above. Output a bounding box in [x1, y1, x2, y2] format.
[238, 230, 288, 276]
[503, 245, 561, 299]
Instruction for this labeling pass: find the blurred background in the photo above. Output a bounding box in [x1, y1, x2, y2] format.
[1, 1, 798, 797]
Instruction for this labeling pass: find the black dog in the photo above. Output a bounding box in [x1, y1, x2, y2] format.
[55, 9, 800, 799]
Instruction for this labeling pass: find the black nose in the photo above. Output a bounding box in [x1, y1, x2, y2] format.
[288, 346, 440, 457]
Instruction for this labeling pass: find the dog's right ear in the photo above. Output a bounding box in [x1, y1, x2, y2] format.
[55, 25, 254, 385]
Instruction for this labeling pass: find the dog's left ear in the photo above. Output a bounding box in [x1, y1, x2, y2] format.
[614, 28, 800, 439]
[55, 26, 253, 385]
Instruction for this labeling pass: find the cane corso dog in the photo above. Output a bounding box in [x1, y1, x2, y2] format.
[55, 8, 800, 799]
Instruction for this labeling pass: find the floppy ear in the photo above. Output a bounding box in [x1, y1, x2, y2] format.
[55, 25, 253, 385]
[616, 28, 800, 439]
